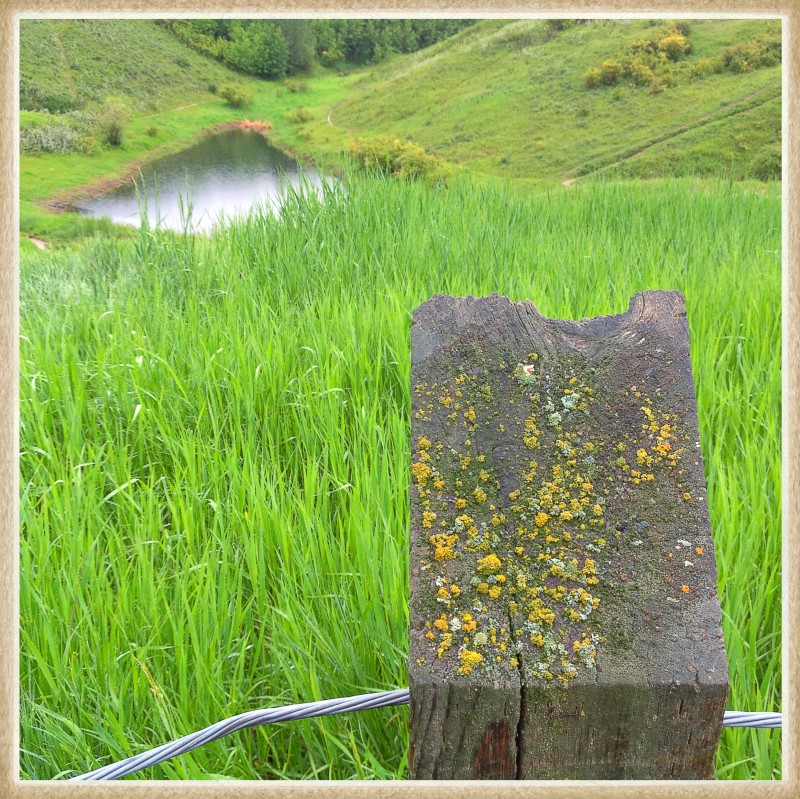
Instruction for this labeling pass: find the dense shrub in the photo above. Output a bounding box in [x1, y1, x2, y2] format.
[658, 33, 691, 61]
[496, 24, 538, 50]
[600, 60, 622, 85]
[285, 79, 308, 93]
[219, 84, 252, 108]
[20, 123, 81, 154]
[285, 107, 312, 124]
[348, 135, 452, 181]
[750, 147, 781, 181]
[583, 67, 601, 88]
[96, 102, 128, 146]
[587, 22, 697, 91]
[723, 35, 781, 73]
[688, 56, 724, 80]
[624, 57, 654, 86]
[146, 125, 158, 137]
[319, 47, 343, 67]
[77, 134, 99, 155]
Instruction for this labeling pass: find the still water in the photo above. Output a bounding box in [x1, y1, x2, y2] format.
[75, 129, 327, 233]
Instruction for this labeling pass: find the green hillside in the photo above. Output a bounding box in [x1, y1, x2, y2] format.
[331, 18, 781, 181]
[19, 18, 239, 114]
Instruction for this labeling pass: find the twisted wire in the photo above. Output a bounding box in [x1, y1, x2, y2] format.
[69, 688, 781, 781]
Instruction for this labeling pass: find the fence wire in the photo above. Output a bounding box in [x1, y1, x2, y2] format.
[69, 688, 781, 781]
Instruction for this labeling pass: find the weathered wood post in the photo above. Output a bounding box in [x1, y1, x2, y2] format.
[409, 292, 728, 779]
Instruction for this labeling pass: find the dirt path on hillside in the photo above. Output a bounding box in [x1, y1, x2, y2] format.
[29, 237, 48, 251]
[562, 81, 781, 187]
[53, 31, 74, 92]
[141, 100, 215, 119]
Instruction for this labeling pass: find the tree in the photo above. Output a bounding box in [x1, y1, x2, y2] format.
[223, 20, 288, 79]
[277, 19, 314, 74]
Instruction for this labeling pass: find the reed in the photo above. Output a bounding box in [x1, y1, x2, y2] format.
[19, 173, 781, 779]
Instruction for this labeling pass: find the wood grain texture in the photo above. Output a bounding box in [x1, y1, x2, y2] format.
[409, 292, 728, 779]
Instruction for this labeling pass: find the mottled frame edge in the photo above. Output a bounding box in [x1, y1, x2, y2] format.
[1, 1, 795, 798]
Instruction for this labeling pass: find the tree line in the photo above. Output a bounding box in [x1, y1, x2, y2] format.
[159, 19, 475, 79]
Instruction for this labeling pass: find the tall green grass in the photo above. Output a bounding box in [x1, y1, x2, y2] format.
[19, 174, 781, 779]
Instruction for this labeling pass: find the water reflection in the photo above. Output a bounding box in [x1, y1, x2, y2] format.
[75, 129, 327, 233]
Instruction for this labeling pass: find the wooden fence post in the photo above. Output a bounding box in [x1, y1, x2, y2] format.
[409, 292, 728, 779]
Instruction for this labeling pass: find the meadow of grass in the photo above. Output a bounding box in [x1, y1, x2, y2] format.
[19, 173, 781, 780]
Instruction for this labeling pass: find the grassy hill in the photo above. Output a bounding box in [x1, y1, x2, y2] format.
[330, 18, 781, 181]
[19, 18, 240, 114]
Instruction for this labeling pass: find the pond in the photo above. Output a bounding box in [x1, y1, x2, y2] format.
[74, 129, 327, 233]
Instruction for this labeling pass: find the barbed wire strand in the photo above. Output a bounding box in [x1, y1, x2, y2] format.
[69, 688, 781, 781]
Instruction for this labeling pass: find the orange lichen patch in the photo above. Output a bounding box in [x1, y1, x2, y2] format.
[461, 613, 477, 633]
[458, 649, 483, 675]
[429, 532, 458, 561]
[422, 511, 437, 528]
[535, 512, 550, 527]
[433, 614, 449, 632]
[681, 584, 691, 593]
[412, 461, 432, 486]
[695, 546, 704, 555]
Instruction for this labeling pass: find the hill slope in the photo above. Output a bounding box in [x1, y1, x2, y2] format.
[332, 18, 781, 181]
[19, 19, 241, 114]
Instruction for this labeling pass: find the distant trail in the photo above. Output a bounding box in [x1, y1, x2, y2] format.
[562, 80, 781, 186]
[53, 30, 74, 92]
[140, 100, 215, 119]
[29, 237, 47, 251]
[327, 100, 345, 129]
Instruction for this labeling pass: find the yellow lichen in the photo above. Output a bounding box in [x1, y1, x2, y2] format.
[411, 461, 432, 486]
[477, 553, 502, 574]
[458, 649, 483, 675]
